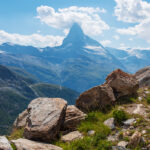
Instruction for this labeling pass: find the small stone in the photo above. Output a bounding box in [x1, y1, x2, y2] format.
[128, 131, 142, 148]
[145, 91, 150, 94]
[117, 141, 128, 148]
[142, 130, 147, 135]
[138, 97, 142, 101]
[61, 131, 83, 142]
[0, 136, 13, 150]
[87, 130, 95, 136]
[129, 126, 134, 130]
[123, 118, 136, 126]
[112, 146, 129, 150]
[107, 133, 119, 142]
[104, 118, 115, 130]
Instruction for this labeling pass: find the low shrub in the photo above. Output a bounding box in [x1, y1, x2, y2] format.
[113, 110, 128, 125]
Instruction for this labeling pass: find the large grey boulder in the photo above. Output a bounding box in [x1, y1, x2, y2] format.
[0, 136, 13, 150]
[11, 138, 62, 150]
[13, 109, 28, 130]
[63, 105, 86, 131]
[76, 84, 116, 112]
[24, 98, 67, 142]
[105, 69, 139, 100]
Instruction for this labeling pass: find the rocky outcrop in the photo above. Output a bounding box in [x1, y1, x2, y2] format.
[11, 138, 62, 150]
[13, 109, 28, 130]
[0, 136, 13, 150]
[135, 66, 150, 87]
[24, 98, 67, 142]
[76, 84, 116, 112]
[63, 105, 86, 132]
[61, 131, 83, 142]
[105, 69, 139, 100]
[76, 69, 139, 112]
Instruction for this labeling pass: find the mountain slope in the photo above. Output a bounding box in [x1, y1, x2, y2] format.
[0, 65, 79, 135]
[0, 23, 126, 92]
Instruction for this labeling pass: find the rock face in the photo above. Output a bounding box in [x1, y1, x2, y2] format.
[63, 105, 86, 131]
[13, 109, 28, 130]
[135, 66, 150, 87]
[61, 131, 83, 142]
[24, 98, 67, 142]
[0, 136, 13, 150]
[11, 138, 62, 150]
[76, 84, 116, 112]
[105, 69, 139, 100]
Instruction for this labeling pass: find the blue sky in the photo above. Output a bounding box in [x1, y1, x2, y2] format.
[0, 0, 150, 49]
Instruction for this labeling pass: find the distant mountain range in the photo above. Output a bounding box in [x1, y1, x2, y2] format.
[0, 23, 126, 92]
[0, 65, 79, 134]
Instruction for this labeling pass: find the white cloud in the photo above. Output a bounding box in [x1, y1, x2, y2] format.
[36, 6, 109, 36]
[114, 0, 150, 23]
[115, 0, 150, 43]
[0, 30, 64, 48]
[100, 40, 111, 46]
[113, 35, 120, 40]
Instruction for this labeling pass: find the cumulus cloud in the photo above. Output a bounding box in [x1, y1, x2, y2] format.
[100, 40, 111, 46]
[36, 6, 109, 36]
[114, 0, 150, 23]
[115, 0, 150, 43]
[0, 30, 64, 47]
[113, 35, 120, 40]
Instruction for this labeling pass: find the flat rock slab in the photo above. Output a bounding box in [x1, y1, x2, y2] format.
[24, 98, 67, 142]
[123, 118, 136, 126]
[125, 104, 148, 117]
[11, 138, 62, 150]
[0, 136, 13, 150]
[61, 131, 83, 142]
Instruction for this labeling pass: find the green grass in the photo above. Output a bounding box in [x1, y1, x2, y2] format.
[55, 110, 116, 150]
[7, 128, 24, 141]
[10, 143, 17, 150]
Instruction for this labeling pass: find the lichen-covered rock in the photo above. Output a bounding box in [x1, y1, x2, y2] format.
[117, 141, 128, 148]
[0, 136, 12, 150]
[13, 109, 28, 130]
[76, 84, 116, 112]
[105, 69, 139, 100]
[11, 138, 62, 150]
[24, 98, 67, 142]
[63, 105, 86, 131]
[61, 131, 83, 142]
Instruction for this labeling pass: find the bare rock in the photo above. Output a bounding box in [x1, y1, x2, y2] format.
[117, 141, 128, 148]
[61, 131, 83, 142]
[0, 136, 12, 150]
[24, 98, 67, 142]
[63, 105, 86, 131]
[135, 66, 150, 88]
[105, 69, 139, 100]
[112, 146, 129, 150]
[13, 109, 28, 130]
[76, 84, 116, 112]
[104, 118, 115, 130]
[11, 138, 62, 150]
[128, 131, 142, 148]
[123, 118, 136, 126]
[125, 104, 148, 117]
